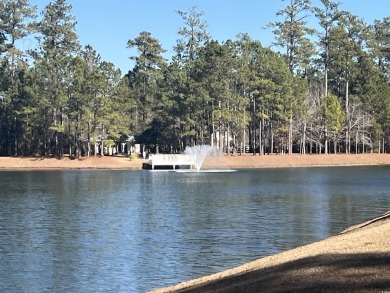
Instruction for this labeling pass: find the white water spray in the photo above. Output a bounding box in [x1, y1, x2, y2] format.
[184, 145, 215, 171]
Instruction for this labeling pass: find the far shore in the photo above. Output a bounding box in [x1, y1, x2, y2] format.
[0, 153, 390, 170]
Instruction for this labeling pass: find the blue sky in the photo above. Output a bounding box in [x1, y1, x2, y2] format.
[26, 0, 390, 75]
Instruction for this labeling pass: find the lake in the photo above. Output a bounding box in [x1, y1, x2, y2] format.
[0, 166, 389, 292]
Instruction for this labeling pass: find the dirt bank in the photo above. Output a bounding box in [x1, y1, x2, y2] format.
[203, 153, 390, 169]
[0, 155, 142, 170]
[1, 153, 390, 170]
[151, 212, 390, 293]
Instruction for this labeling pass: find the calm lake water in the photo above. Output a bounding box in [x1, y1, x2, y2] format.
[0, 166, 389, 292]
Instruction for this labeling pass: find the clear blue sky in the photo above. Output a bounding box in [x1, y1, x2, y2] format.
[26, 0, 389, 75]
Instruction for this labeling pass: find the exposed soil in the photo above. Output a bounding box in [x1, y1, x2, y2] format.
[1, 153, 390, 170]
[203, 153, 390, 169]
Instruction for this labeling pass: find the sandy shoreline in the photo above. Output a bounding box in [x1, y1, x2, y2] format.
[1, 153, 390, 170]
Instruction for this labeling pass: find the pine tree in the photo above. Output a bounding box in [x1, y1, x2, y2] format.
[32, 0, 79, 156]
[267, 0, 314, 153]
[173, 6, 210, 148]
[312, 0, 342, 153]
[0, 0, 36, 155]
[267, 0, 315, 75]
[127, 31, 167, 152]
[328, 12, 367, 153]
[369, 17, 390, 76]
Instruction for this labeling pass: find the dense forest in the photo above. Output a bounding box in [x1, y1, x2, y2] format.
[0, 0, 389, 157]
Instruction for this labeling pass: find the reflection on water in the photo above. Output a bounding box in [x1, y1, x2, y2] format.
[0, 166, 389, 292]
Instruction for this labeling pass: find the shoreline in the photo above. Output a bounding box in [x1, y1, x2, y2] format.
[0, 153, 390, 170]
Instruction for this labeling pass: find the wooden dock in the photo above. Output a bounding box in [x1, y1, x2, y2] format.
[142, 154, 195, 170]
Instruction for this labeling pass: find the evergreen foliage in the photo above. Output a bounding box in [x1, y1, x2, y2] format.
[0, 0, 389, 156]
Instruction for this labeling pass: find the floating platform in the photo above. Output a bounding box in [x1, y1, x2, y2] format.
[142, 154, 195, 170]
[174, 169, 236, 173]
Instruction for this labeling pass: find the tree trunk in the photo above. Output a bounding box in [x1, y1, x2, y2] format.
[226, 123, 230, 155]
[101, 141, 105, 156]
[355, 130, 358, 154]
[14, 116, 17, 156]
[362, 113, 365, 153]
[270, 123, 274, 154]
[252, 124, 256, 156]
[302, 121, 307, 154]
[219, 120, 223, 155]
[243, 107, 246, 154]
[324, 125, 328, 154]
[288, 113, 293, 154]
[259, 119, 263, 155]
[345, 67, 350, 154]
[383, 137, 385, 154]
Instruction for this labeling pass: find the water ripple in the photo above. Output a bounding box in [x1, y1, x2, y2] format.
[0, 167, 390, 292]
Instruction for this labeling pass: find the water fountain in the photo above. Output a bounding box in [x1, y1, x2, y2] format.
[183, 145, 215, 171]
[143, 145, 235, 172]
[181, 145, 236, 173]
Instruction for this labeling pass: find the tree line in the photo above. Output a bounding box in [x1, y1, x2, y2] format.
[0, 0, 389, 157]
